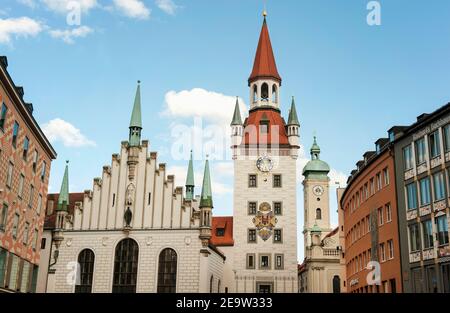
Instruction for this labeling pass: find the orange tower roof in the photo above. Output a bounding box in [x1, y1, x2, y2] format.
[248, 17, 282, 85]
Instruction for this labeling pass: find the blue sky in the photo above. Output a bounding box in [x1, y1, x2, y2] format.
[2, 0, 450, 261]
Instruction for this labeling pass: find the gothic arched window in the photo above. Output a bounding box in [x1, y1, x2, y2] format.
[157, 248, 177, 293]
[75, 249, 95, 293]
[272, 84, 278, 103]
[333, 275, 341, 293]
[112, 238, 139, 293]
[261, 83, 269, 101]
[316, 208, 322, 220]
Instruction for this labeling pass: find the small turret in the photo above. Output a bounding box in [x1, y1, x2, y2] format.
[185, 151, 195, 200]
[199, 158, 213, 248]
[230, 97, 243, 159]
[287, 97, 300, 159]
[54, 161, 70, 249]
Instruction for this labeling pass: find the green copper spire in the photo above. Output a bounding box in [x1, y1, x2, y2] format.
[129, 81, 142, 146]
[230, 97, 243, 126]
[200, 158, 213, 208]
[287, 96, 300, 126]
[185, 150, 195, 200]
[57, 161, 70, 211]
[311, 136, 321, 158]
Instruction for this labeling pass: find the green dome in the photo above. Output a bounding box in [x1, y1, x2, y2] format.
[302, 136, 330, 179]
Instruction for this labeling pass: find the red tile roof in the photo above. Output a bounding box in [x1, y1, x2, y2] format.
[44, 193, 84, 229]
[210, 216, 234, 247]
[243, 109, 289, 146]
[248, 18, 282, 85]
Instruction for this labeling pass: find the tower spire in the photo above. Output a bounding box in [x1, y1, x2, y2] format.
[200, 158, 213, 208]
[248, 13, 281, 86]
[185, 150, 195, 200]
[287, 96, 300, 126]
[57, 161, 70, 211]
[129, 81, 142, 146]
[231, 97, 243, 126]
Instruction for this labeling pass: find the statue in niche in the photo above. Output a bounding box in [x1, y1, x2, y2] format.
[124, 207, 133, 227]
[124, 183, 135, 228]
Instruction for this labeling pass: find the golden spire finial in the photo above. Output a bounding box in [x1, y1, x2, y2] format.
[263, 0, 267, 17]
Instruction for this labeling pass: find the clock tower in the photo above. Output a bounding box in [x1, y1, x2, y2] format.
[230, 12, 300, 293]
[302, 136, 332, 249]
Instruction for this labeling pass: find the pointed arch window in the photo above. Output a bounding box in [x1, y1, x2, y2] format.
[316, 208, 322, 220]
[157, 248, 177, 293]
[75, 249, 95, 293]
[253, 85, 258, 103]
[272, 84, 278, 103]
[261, 83, 269, 101]
[112, 238, 139, 293]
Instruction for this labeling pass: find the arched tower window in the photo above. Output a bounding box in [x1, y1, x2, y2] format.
[272, 84, 278, 103]
[157, 248, 177, 293]
[210, 275, 214, 293]
[253, 85, 258, 103]
[333, 275, 341, 293]
[112, 238, 139, 293]
[316, 208, 322, 220]
[261, 83, 269, 101]
[75, 249, 95, 293]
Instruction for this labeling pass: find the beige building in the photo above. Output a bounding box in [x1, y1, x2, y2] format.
[298, 138, 344, 293]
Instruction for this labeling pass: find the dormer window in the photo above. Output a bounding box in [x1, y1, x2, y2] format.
[216, 228, 225, 237]
[260, 121, 269, 134]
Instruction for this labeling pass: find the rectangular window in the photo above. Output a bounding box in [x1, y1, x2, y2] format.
[364, 183, 369, 199]
[147, 193, 151, 205]
[40, 161, 46, 182]
[378, 207, 384, 226]
[12, 213, 19, 239]
[386, 203, 392, 223]
[383, 168, 390, 186]
[273, 174, 282, 188]
[380, 243, 386, 262]
[274, 229, 282, 243]
[112, 193, 116, 207]
[216, 228, 225, 237]
[436, 215, 449, 246]
[376, 173, 381, 191]
[248, 174, 257, 188]
[37, 194, 42, 216]
[6, 162, 13, 188]
[259, 254, 270, 269]
[274, 202, 282, 215]
[429, 131, 441, 158]
[275, 254, 284, 270]
[248, 202, 257, 215]
[260, 121, 269, 134]
[41, 238, 47, 250]
[0, 102, 7, 131]
[8, 254, 20, 291]
[23, 136, 29, 160]
[370, 178, 375, 195]
[23, 222, 29, 245]
[12, 121, 19, 148]
[388, 240, 394, 259]
[248, 229, 257, 243]
[403, 145, 413, 170]
[415, 137, 426, 164]
[419, 177, 431, 206]
[32, 150, 38, 173]
[18, 174, 24, 198]
[32, 229, 38, 250]
[423, 219, 434, 249]
[406, 183, 418, 211]
[433, 171, 446, 201]
[0, 203, 8, 232]
[246, 254, 255, 269]
[20, 261, 30, 293]
[0, 249, 7, 288]
[29, 185, 34, 207]
[444, 124, 450, 152]
[409, 224, 421, 252]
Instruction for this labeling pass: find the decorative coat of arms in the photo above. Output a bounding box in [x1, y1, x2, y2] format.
[252, 202, 278, 241]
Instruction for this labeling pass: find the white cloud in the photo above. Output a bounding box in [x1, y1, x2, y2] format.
[42, 118, 96, 147]
[18, 0, 37, 8]
[213, 162, 233, 178]
[163, 88, 247, 127]
[49, 25, 93, 44]
[155, 0, 178, 15]
[0, 17, 43, 44]
[113, 0, 151, 19]
[42, 0, 97, 13]
[167, 165, 232, 196]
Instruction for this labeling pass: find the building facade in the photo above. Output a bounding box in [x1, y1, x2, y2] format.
[298, 138, 344, 293]
[0, 56, 57, 293]
[393, 103, 450, 293]
[340, 137, 402, 293]
[37, 83, 227, 293]
[228, 14, 300, 293]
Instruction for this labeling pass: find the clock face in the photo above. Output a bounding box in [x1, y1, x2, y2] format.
[256, 156, 274, 173]
[313, 185, 324, 196]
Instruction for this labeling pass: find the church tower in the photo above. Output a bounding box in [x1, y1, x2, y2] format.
[231, 12, 299, 293]
[302, 136, 332, 249]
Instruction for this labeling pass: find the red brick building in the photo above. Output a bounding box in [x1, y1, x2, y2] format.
[341, 138, 403, 293]
[0, 56, 57, 293]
